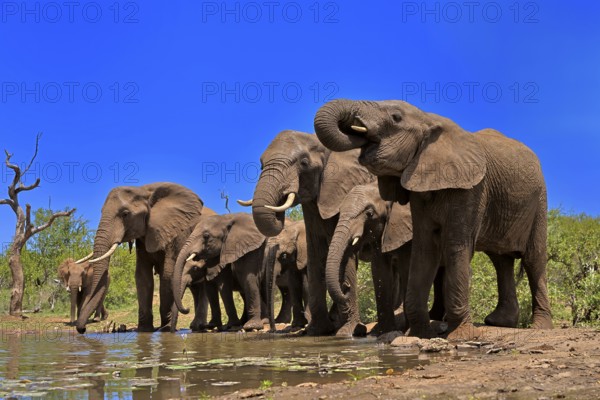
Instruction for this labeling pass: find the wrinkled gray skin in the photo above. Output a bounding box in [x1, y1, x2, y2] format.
[265, 219, 310, 330]
[173, 213, 268, 331]
[327, 183, 413, 334]
[76, 182, 208, 334]
[315, 99, 552, 340]
[251, 130, 375, 336]
[58, 258, 108, 325]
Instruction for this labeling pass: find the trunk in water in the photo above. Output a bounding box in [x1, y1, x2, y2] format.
[326, 223, 353, 307]
[76, 215, 119, 334]
[252, 167, 287, 237]
[314, 99, 366, 152]
[69, 287, 79, 323]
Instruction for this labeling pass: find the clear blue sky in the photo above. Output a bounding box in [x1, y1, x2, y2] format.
[1, 1, 599, 245]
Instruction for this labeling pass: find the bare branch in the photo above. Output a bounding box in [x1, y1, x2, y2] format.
[0, 198, 14, 206]
[25, 204, 32, 230]
[22, 133, 42, 176]
[15, 178, 41, 194]
[4, 150, 21, 195]
[28, 208, 76, 237]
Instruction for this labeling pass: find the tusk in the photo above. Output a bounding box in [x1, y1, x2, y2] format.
[264, 193, 296, 212]
[237, 199, 253, 207]
[351, 125, 368, 133]
[78, 286, 82, 292]
[352, 237, 360, 246]
[75, 252, 94, 264]
[186, 253, 197, 262]
[89, 243, 119, 263]
[66, 287, 71, 292]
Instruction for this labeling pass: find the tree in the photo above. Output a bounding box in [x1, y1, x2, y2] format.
[0, 134, 75, 316]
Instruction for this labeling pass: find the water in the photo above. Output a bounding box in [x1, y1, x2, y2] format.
[0, 329, 433, 398]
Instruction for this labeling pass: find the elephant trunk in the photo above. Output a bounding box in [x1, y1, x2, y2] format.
[314, 99, 368, 151]
[76, 215, 123, 334]
[264, 243, 279, 331]
[172, 238, 195, 314]
[252, 166, 290, 237]
[326, 221, 354, 306]
[69, 287, 78, 323]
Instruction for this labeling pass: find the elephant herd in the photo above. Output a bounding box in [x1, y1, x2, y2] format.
[61, 99, 553, 340]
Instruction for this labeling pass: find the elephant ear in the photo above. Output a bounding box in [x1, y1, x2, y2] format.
[401, 125, 487, 192]
[294, 223, 308, 271]
[220, 214, 266, 267]
[318, 149, 375, 220]
[381, 202, 413, 253]
[145, 183, 204, 253]
[57, 259, 71, 287]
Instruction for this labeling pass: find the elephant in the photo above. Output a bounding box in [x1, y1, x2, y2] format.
[75, 182, 210, 334]
[264, 219, 310, 330]
[173, 212, 269, 331]
[57, 258, 108, 324]
[241, 130, 375, 336]
[314, 99, 553, 340]
[326, 182, 413, 335]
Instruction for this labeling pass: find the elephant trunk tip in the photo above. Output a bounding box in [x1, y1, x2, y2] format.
[76, 326, 86, 334]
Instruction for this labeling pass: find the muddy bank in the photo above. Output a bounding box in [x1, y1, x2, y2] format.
[219, 327, 600, 399]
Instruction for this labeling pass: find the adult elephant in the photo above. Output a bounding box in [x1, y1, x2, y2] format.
[265, 219, 309, 330]
[57, 258, 109, 325]
[173, 213, 268, 331]
[314, 99, 552, 339]
[75, 182, 209, 334]
[240, 130, 374, 336]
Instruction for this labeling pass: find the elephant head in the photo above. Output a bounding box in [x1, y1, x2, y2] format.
[314, 99, 486, 203]
[58, 258, 91, 323]
[173, 213, 266, 313]
[243, 130, 373, 237]
[326, 183, 412, 305]
[76, 182, 205, 333]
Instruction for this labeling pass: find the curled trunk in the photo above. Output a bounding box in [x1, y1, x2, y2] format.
[314, 99, 367, 152]
[252, 167, 288, 237]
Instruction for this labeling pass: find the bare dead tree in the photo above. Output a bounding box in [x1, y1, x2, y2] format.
[0, 134, 75, 316]
[220, 189, 231, 213]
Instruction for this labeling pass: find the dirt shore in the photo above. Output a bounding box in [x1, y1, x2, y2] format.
[219, 327, 600, 399]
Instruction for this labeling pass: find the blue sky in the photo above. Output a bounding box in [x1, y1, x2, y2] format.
[1, 1, 599, 245]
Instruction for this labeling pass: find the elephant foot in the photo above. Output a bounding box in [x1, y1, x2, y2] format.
[207, 318, 223, 330]
[369, 321, 396, 337]
[158, 325, 172, 332]
[484, 305, 519, 328]
[291, 315, 308, 329]
[428, 305, 445, 321]
[445, 322, 482, 341]
[531, 313, 553, 329]
[92, 316, 101, 323]
[101, 313, 109, 321]
[275, 313, 292, 324]
[336, 321, 367, 337]
[137, 325, 155, 333]
[305, 318, 335, 336]
[406, 321, 437, 339]
[242, 318, 264, 332]
[221, 319, 243, 331]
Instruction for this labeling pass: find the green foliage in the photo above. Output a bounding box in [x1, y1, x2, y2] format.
[285, 205, 303, 221]
[259, 380, 273, 390]
[357, 261, 377, 323]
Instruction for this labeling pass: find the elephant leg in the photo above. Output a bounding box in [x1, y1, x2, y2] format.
[205, 281, 222, 329]
[405, 216, 441, 339]
[159, 277, 174, 330]
[219, 271, 241, 330]
[523, 216, 553, 329]
[275, 286, 292, 324]
[484, 253, 519, 328]
[192, 282, 209, 328]
[335, 253, 364, 337]
[241, 272, 264, 331]
[429, 266, 446, 321]
[371, 253, 396, 335]
[135, 263, 155, 332]
[301, 270, 311, 324]
[305, 237, 335, 336]
[289, 269, 308, 328]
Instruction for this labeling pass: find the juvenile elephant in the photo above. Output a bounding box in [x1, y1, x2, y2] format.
[240, 130, 374, 336]
[57, 258, 108, 325]
[75, 182, 210, 334]
[173, 213, 269, 331]
[315, 99, 552, 339]
[327, 182, 412, 334]
[265, 219, 309, 330]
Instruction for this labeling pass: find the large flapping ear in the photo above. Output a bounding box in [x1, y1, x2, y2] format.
[381, 202, 413, 253]
[293, 222, 308, 270]
[220, 214, 266, 266]
[401, 125, 486, 192]
[145, 183, 204, 253]
[318, 149, 375, 220]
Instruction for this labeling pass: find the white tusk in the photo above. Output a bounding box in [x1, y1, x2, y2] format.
[237, 199, 253, 207]
[66, 287, 71, 292]
[351, 125, 368, 133]
[78, 286, 82, 292]
[352, 237, 360, 246]
[75, 252, 94, 264]
[264, 193, 296, 212]
[89, 243, 119, 263]
[186, 253, 197, 262]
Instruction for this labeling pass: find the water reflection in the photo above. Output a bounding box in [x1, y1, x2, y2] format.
[0, 328, 430, 398]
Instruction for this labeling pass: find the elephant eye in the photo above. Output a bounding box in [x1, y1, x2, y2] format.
[121, 209, 131, 217]
[392, 113, 403, 123]
[300, 158, 310, 168]
[365, 208, 374, 218]
[202, 232, 210, 240]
